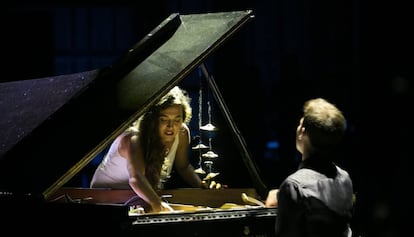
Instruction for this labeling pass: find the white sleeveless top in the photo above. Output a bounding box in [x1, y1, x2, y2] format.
[90, 133, 179, 189]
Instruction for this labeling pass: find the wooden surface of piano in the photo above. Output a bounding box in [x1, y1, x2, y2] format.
[0, 10, 276, 236]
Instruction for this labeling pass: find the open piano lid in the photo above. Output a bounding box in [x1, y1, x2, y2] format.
[0, 10, 265, 201]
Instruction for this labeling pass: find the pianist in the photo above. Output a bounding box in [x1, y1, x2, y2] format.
[265, 98, 354, 237]
[90, 86, 206, 213]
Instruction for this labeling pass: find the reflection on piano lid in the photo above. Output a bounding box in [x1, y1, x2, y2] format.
[0, 10, 275, 236]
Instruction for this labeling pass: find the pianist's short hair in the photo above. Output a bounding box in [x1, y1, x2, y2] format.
[302, 98, 347, 151]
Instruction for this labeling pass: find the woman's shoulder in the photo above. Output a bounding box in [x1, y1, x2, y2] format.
[179, 123, 190, 134]
[181, 122, 189, 130]
[179, 123, 191, 143]
[117, 132, 141, 154]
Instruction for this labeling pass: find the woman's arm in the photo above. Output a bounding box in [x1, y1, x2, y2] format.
[120, 134, 171, 213]
[174, 124, 203, 188]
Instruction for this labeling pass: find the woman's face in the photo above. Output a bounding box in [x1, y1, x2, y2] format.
[158, 104, 184, 144]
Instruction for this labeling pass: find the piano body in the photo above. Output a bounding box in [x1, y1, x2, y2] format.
[0, 10, 276, 236]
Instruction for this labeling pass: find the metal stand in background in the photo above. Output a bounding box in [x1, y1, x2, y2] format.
[199, 63, 268, 199]
[193, 66, 219, 180]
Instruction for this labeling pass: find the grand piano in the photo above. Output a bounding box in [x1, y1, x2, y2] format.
[0, 10, 276, 236]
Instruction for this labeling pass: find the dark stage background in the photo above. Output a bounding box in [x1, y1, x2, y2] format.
[3, 1, 412, 237]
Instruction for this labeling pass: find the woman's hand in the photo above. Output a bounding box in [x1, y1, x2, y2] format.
[201, 180, 226, 189]
[150, 201, 174, 213]
[160, 201, 174, 212]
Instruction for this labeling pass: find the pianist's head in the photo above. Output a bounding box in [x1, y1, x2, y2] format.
[295, 98, 347, 161]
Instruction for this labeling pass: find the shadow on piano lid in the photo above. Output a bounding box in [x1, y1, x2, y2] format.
[0, 10, 276, 236]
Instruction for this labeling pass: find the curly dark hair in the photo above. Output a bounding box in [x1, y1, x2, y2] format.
[126, 86, 192, 189]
